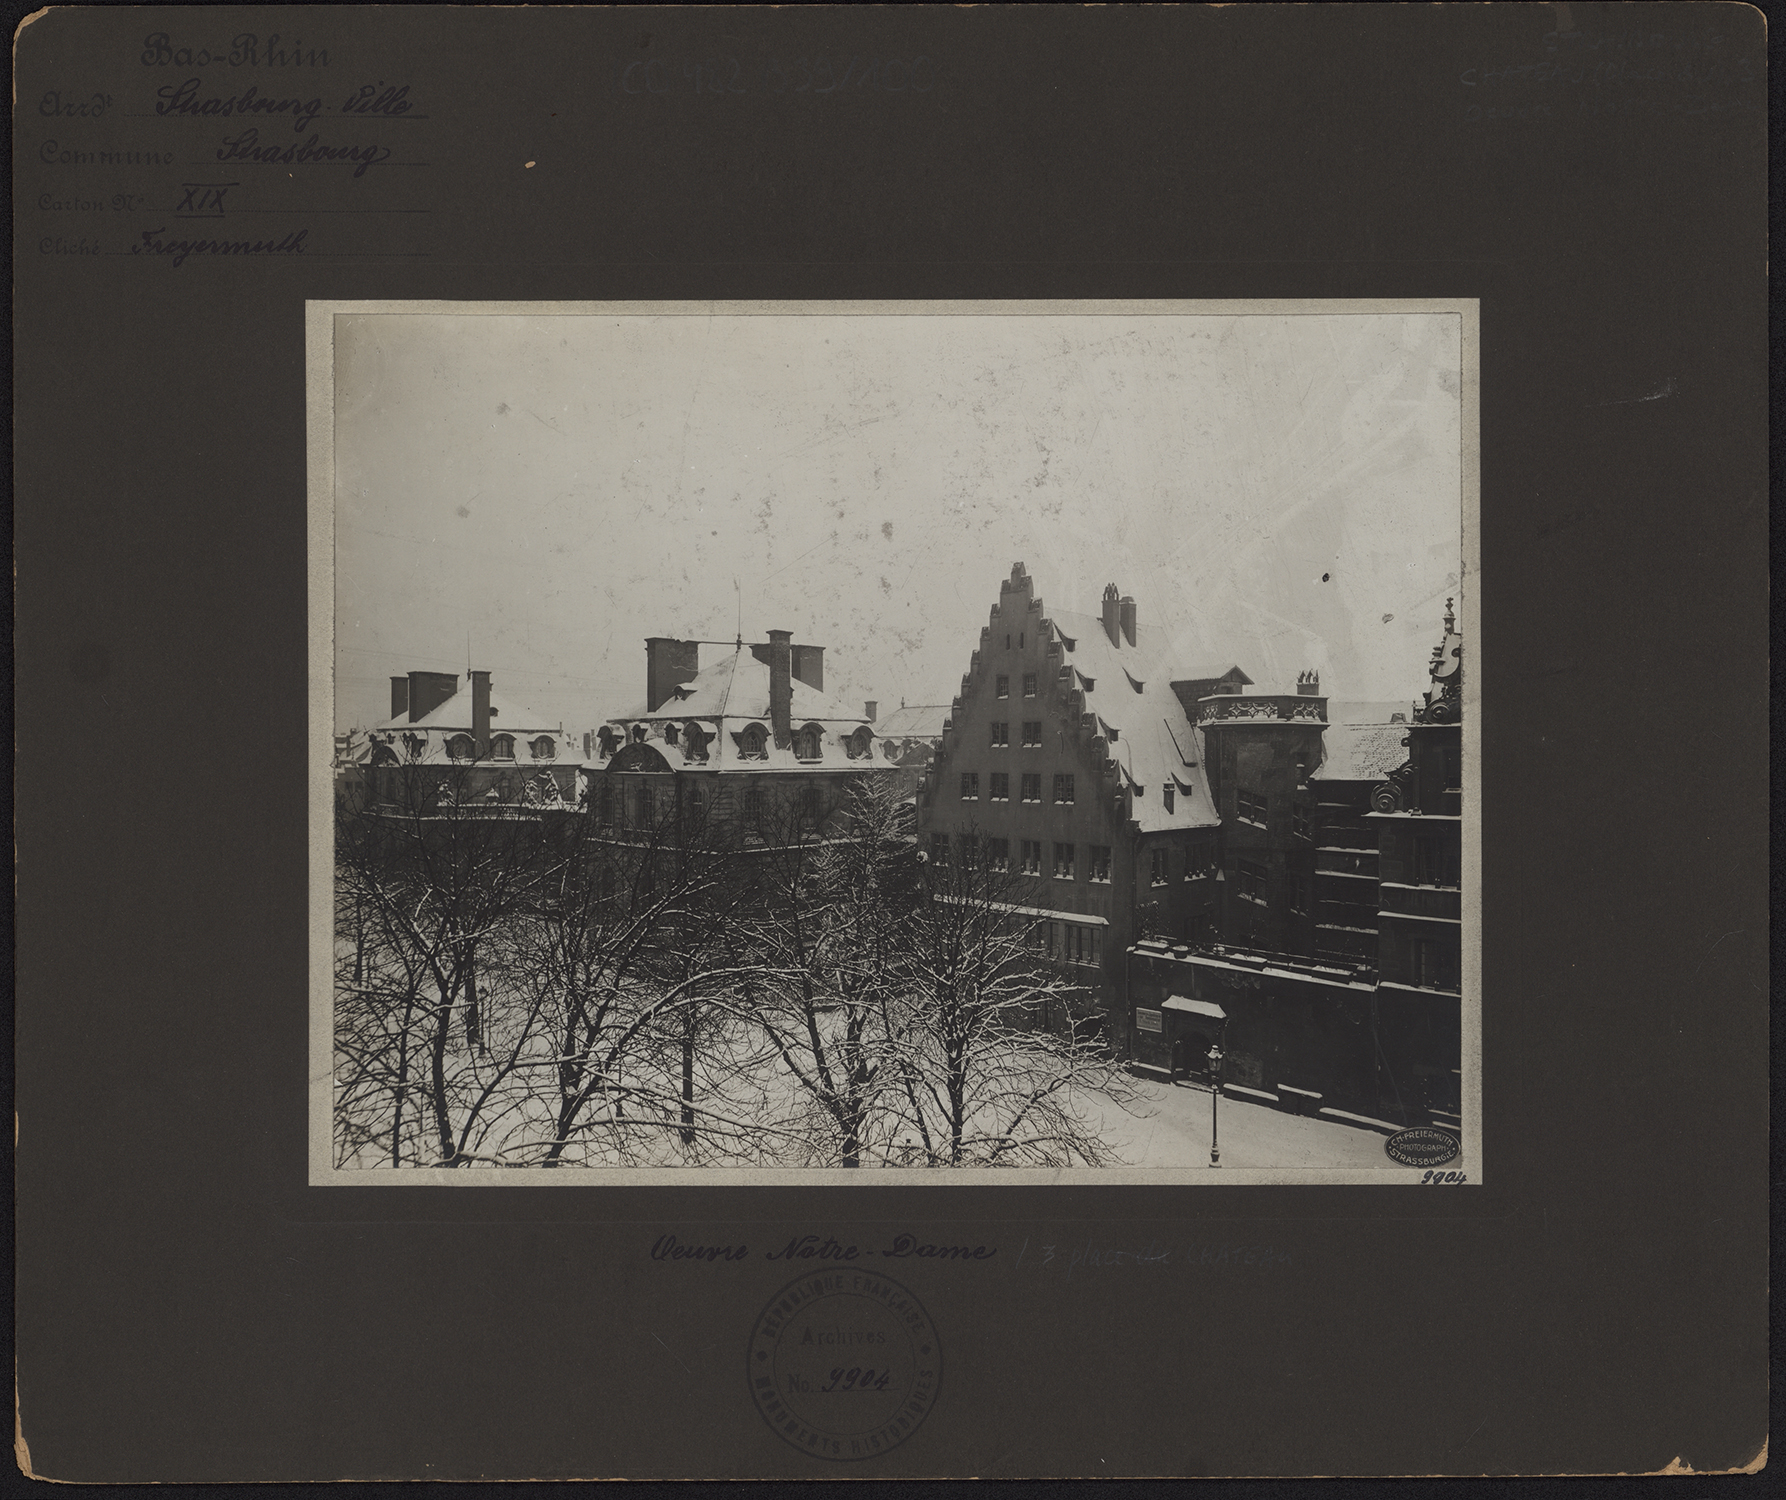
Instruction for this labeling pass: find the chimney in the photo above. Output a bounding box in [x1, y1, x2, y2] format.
[645, 637, 701, 713]
[790, 644, 825, 692]
[1101, 583, 1122, 647]
[768, 629, 793, 749]
[1120, 595, 1136, 648]
[864, 700, 878, 723]
[407, 670, 459, 723]
[390, 676, 409, 720]
[471, 670, 492, 757]
[1297, 670, 1321, 697]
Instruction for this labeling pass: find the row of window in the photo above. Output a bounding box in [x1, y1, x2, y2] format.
[930, 833, 1112, 883]
[993, 673, 1039, 699]
[445, 734, 556, 762]
[1233, 788, 1312, 840]
[986, 720, 1047, 748]
[960, 771, 1076, 804]
[594, 779, 824, 828]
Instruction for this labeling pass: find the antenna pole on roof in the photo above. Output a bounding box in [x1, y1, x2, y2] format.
[734, 576, 743, 651]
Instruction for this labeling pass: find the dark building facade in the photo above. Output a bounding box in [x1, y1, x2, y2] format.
[1366, 601, 1464, 1128]
[1122, 606, 1466, 1129]
[916, 564, 1224, 1032]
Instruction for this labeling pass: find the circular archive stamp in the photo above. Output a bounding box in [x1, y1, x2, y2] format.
[746, 1270, 942, 1461]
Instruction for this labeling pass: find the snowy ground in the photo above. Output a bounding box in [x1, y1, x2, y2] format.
[1081, 1074, 1394, 1170]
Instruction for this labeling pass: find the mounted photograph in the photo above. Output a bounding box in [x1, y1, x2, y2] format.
[308, 299, 1479, 1183]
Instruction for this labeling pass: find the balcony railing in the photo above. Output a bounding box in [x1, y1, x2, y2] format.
[1197, 695, 1326, 726]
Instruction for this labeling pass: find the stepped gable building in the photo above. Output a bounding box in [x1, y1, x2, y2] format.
[588, 630, 898, 845]
[915, 564, 1224, 1027]
[359, 670, 581, 810]
[1124, 607, 1465, 1131]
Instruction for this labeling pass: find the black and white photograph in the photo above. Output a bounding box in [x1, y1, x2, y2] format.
[310, 300, 1479, 1181]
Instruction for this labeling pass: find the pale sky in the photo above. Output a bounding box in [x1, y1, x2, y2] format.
[332, 308, 1463, 733]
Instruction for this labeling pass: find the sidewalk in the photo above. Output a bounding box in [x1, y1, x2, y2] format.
[1085, 1072, 1394, 1170]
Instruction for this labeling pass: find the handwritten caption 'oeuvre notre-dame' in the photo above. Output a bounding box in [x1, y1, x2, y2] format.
[649, 1232, 1300, 1277]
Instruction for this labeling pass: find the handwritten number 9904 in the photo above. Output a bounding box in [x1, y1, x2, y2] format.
[1419, 1170, 1467, 1184]
[822, 1367, 892, 1393]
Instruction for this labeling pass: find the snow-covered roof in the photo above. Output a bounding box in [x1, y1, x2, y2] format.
[874, 704, 950, 740]
[616, 648, 869, 728]
[602, 648, 893, 774]
[380, 685, 561, 736]
[1312, 721, 1409, 782]
[1046, 610, 1221, 834]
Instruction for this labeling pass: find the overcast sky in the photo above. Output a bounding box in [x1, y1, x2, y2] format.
[333, 307, 1463, 732]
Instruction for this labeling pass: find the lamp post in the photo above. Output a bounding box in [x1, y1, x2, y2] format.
[1207, 1044, 1224, 1168]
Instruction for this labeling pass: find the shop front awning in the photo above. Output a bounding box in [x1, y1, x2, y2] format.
[1161, 995, 1226, 1021]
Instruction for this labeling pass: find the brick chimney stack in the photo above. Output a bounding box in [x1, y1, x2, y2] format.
[864, 700, 878, 723]
[768, 630, 793, 749]
[1101, 583, 1122, 647]
[390, 676, 409, 720]
[645, 637, 701, 713]
[1120, 595, 1136, 647]
[471, 670, 492, 757]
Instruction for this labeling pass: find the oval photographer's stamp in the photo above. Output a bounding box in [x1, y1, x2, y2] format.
[747, 1271, 942, 1460]
[1385, 1126, 1461, 1168]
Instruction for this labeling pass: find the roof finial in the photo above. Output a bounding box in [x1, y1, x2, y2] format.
[1444, 597, 1456, 634]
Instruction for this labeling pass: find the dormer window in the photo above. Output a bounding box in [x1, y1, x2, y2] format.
[529, 736, 556, 760]
[663, 723, 680, 746]
[735, 723, 769, 761]
[795, 725, 823, 761]
[446, 735, 475, 762]
[490, 735, 515, 761]
[683, 722, 713, 763]
[845, 727, 872, 760]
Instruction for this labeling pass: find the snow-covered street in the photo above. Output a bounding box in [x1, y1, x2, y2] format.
[1081, 1072, 1394, 1170]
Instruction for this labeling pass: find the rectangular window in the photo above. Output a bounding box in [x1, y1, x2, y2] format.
[1058, 665, 1072, 686]
[929, 833, 950, 867]
[1443, 742, 1462, 792]
[1237, 788, 1268, 825]
[1022, 673, 1037, 698]
[1090, 844, 1111, 882]
[1022, 721, 1042, 747]
[1163, 784, 1175, 814]
[996, 674, 1010, 699]
[990, 721, 1009, 747]
[800, 786, 822, 825]
[1019, 838, 1042, 875]
[597, 778, 613, 827]
[1053, 773, 1075, 804]
[958, 834, 977, 871]
[1292, 876, 1310, 915]
[1236, 858, 1268, 902]
[1292, 804, 1311, 840]
[989, 772, 1010, 802]
[638, 784, 655, 825]
[1151, 847, 1169, 886]
[743, 785, 764, 825]
[1053, 842, 1076, 880]
[960, 771, 979, 801]
[1020, 773, 1042, 803]
[1056, 923, 1101, 967]
[1410, 938, 1461, 992]
[1413, 835, 1461, 887]
[987, 836, 1010, 870]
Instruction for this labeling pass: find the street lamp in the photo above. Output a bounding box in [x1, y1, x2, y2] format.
[1206, 1044, 1224, 1168]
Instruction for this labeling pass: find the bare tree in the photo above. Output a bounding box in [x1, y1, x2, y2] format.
[876, 827, 1140, 1167]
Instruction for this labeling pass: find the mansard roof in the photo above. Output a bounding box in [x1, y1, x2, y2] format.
[614, 647, 869, 728]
